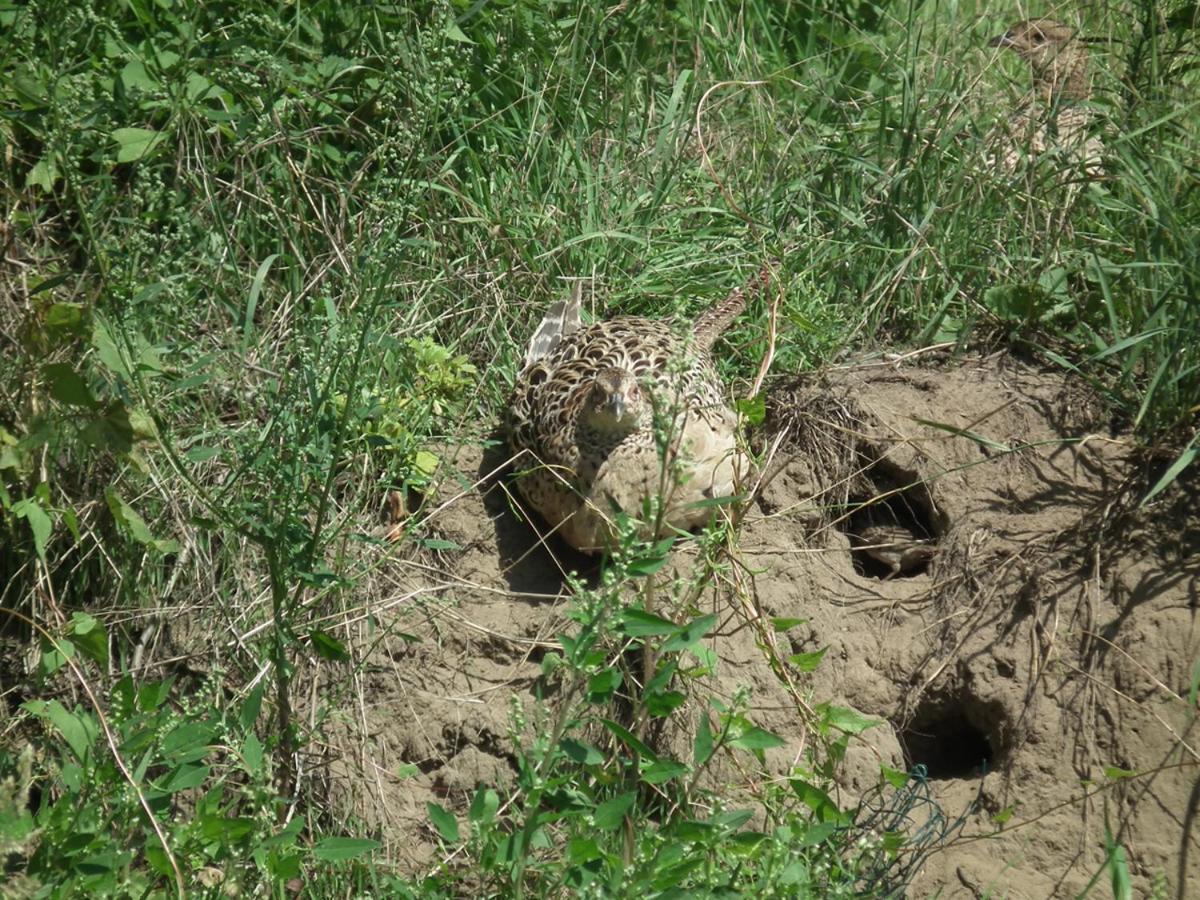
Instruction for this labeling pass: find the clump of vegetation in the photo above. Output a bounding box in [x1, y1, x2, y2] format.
[1, 0, 1196, 893]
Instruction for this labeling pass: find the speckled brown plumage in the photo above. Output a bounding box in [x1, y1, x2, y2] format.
[988, 18, 1104, 176]
[854, 524, 935, 579]
[506, 265, 772, 553]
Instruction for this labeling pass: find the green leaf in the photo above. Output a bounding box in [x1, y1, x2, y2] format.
[710, 809, 755, 831]
[260, 817, 303, 850]
[771, 617, 807, 632]
[693, 714, 714, 766]
[620, 608, 677, 637]
[160, 763, 210, 793]
[560, 738, 604, 765]
[795, 821, 840, 848]
[69, 612, 108, 666]
[443, 22, 475, 43]
[11, 68, 47, 105]
[820, 704, 881, 735]
[42, 363, 98, 408]
[789, 779, 849, 824]
[777, 860, 808, 885]
[736, 395, 766, 425]
[39, 636, 73, 676]
[681, 493, 744, 510]
[243, 253, 279, 350]
[185, 72, 215, 102]
[105, 488, 178, 552]
[60, 507, 80, 542]
[138, 677, 174, 712]
[309, 629, 350, 662]
[669, 818, 713, 840]
[242, 734, 263, 775]
[153, 48, 180, 70]
[44, 303, 89, 343]
[162, 722, 215, 757]
[1088, 330, 1169, 364]
[982, 283, 1055, 321]
[567, 837, 602, 865]
[426, 803, 460, 843]
[91, 319, 129, 378]
[594, 792, 636, 831]
[112, 127, 166, 163]
[587, 668, 621, 702]
[641, 758, 688, 784]
[662, 613, 718, 652]
[729, 726, 785, 752]
[645, 689, 686, 717]
[26, 157, 60, 192]
[11, 498, 51, 560]
[1141, 446, 1196, 505]
[468, 788, 499, 824]
[418, 538, 461, 551]
[239, 681, 265, 732]
[311, 837, 381, 861]
[626, 551, 672, 577]
[412, 450, 439, 478]
[32, 700, 97, 764]
[882, 830, 906, 852]
[80, 403, 135, 454]
[120, 59, 157, 92]
[1105, 827, 1133, 900]
[788, 647, 827, 673]
[200, 816, 256, 844]
[600, 719, 657, 760]
[144, 845, 172, 878]
[78, 850, 132, 872]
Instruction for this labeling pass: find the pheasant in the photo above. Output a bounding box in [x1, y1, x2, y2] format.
[987, 18, 1104, 176]
[852, 524, 935, 579]
[505, 266, 772, 553]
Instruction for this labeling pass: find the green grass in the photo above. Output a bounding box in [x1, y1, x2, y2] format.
[1, 0, 1197, 894]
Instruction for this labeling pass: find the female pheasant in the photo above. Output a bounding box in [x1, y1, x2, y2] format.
[988, 18, 1104, 175]
[506, 266, 772, 553]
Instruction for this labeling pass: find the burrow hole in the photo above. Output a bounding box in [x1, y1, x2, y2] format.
[897, 691, 1008, 781]
[841, 456, 941, 580]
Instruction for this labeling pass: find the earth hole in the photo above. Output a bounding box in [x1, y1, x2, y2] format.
[842, 460, 940, 579]
[897, 694, 1002, 781]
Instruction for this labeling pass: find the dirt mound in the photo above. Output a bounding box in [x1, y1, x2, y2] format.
[325, 352, 1200, 897]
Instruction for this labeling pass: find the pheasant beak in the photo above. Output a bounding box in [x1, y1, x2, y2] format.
[988, 32, 1014, 48]
[608, 392, 626, 421]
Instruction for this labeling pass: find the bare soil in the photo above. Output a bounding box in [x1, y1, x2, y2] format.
[325, 351, 1200, 898]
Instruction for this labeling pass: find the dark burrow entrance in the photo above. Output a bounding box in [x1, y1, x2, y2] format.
[842, 456, 942, 580]
[897, 693, 1004, 781]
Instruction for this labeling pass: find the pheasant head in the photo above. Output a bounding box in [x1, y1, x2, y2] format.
[989, 18, 1091, 102]
[582, 367, 647, 436]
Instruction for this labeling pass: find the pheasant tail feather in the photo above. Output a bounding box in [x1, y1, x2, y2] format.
[694, 261, 777, 349]
[525, 280, 584, 367]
